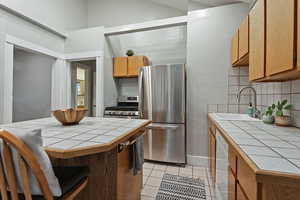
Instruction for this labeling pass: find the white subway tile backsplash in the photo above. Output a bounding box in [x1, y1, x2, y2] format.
[228, 105, 239, 113]
[239, 105, 248, 114]
[229, 95, 238, 104]
[217, 104, 228, 113]
[239, 67, 249, 76]
[240, 95, 251, 105]
[273, 83, 282, 94]
[228, 86, 239, 94]
[292, 80, 300, 93]
[226, 66, 300, 127]
[257, 95, 262, 105]
[292, 94, 300, 110]
[229, 76, 239, 86]
[261, 84, 268, 94]
[208, 104, 218, 113]
[240, 76, 250, 86]
[261, 95, 268, 106]
[273, 95, 282, 104]
[281, 94, 291, 104]
[292, 110, 300, 128]
[267, 83, 274, 94]
[282, 82, 291, 94]
[267, 95, 274, 106]
[228, 68, 240, 76]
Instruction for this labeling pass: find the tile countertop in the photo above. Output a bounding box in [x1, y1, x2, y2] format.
[0, 117, 150, 151]
[209, 113, 300, 175]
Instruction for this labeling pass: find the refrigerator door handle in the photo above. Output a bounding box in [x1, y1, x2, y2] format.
[138, 69, 144, 118]
[146, 124, 179, 130]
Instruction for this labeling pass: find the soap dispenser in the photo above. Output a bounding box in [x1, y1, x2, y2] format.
[246, 102, 254, 117]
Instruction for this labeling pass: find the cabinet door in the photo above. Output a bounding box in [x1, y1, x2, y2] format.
[239, 16, 249, 59]
[128, 56, 148, 76]
[249, 0, 265, 81]
[231, 31, 239, 65]
[237, 183, 248, 200]
[266, 0, 295, 76]
[209, 133, 216, 183]
[113, 57, 128, 77]
[228, 168, 236, 200]
[117, 146, 142, 200]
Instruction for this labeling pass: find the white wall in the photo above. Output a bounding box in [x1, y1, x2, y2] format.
[87, 0, 186, 28]
[103, 38, 118, 107]
[13, 49, 54, 122]
[186, 4, 249, 158]
[0, 17, 6, 123]
[107, 25, 187, 65]
[65, 26, 104, 54]
[0, 0, 87, 32]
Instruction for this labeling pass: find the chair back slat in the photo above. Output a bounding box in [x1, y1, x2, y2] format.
[0, 155, 8, 200]
[0, 131, 54, 200]
[18, 155, 32, 200]
[2, 142, 18, 200]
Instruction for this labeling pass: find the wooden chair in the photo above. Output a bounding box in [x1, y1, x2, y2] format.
[0, 130, 89, 200]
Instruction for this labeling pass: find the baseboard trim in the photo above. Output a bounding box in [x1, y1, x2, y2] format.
[187, 155, 209, 167]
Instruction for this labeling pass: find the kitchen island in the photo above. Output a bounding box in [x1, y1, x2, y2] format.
[1, 117, 151, 200]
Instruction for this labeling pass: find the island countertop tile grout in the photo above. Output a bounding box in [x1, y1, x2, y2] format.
[0, 117, 150, 151]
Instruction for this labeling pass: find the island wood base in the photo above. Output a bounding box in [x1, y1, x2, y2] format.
[51, 146, 142, 200]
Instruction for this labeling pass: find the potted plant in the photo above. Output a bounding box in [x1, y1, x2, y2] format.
[126, 50, 134, 56]
[262, 104, 275, 124]
[275, 99, 293, 126]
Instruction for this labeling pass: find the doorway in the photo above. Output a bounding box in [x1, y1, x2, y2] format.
[13, 48, 54, 122]
[71, 60, 96, 117]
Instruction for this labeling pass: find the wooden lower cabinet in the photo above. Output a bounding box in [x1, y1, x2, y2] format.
[208, 116, 300, 200]
[237, 183, 248, 200]
[228, 168, 236, 200]
[261, 183, 300, 200]
[117, 145, 142, 200]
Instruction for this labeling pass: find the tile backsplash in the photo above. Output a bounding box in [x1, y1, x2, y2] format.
[208, 66, 300, 128]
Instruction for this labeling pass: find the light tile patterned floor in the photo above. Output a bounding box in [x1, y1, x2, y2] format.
[141, 162, 217, 200]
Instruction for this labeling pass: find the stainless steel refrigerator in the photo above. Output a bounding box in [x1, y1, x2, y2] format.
[138, 64, 186, 164]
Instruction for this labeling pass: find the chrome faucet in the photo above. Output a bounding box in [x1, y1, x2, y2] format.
[237, 86, 260, 118]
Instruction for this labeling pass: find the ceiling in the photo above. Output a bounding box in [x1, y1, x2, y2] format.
[148, 0, 254, 12]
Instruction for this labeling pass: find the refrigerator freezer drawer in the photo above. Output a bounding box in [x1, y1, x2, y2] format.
[144, 123, 186, 164]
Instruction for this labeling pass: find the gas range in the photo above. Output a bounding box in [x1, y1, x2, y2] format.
[104, 96, 140, 119]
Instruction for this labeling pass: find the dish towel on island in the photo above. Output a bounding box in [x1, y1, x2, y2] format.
[132, 136, 144, 175]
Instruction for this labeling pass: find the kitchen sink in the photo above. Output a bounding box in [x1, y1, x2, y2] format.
[213, 113, 260, 121]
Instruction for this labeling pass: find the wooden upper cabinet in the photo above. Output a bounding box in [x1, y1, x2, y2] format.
[127, 56, 149, 77]
[249, 0, 265, 81]
[114, 57, 128, 77]
[239, 16, 249, 60]
[231, 31, 239, 65]
[266, 0, 295, 76]
[113, 56, 149, 78]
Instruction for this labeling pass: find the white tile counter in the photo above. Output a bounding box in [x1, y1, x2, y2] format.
[0, 117, 150, 151]
[210, 113, 300, 174]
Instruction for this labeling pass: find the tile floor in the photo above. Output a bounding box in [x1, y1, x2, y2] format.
[141, 162, 216, 200]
